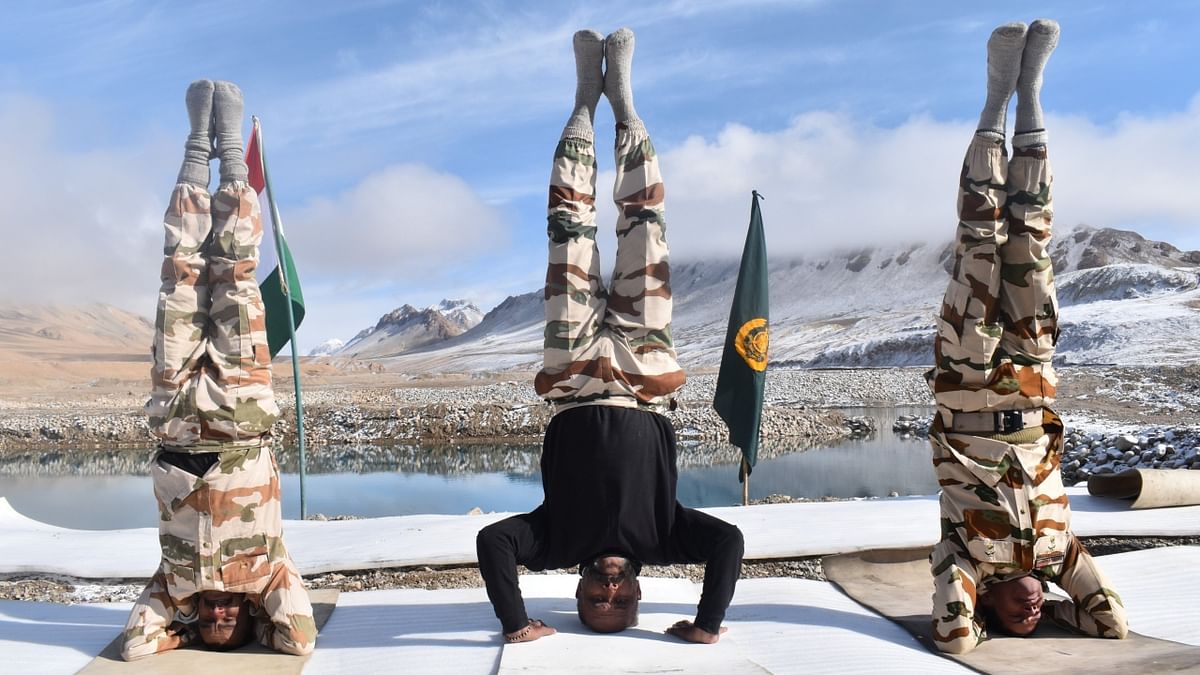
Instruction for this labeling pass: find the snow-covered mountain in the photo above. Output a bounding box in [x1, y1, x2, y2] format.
[374, 226, 1200, 372]
[434, 299, 486, 333]
[308, 338, 344, 357]
[337, 300, 484, 359]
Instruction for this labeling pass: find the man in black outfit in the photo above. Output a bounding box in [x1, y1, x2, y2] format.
[474, 27, 744, 645]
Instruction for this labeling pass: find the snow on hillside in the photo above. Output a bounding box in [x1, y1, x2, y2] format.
[337, 300, 484, 359]
[309, 338, 344, 357]
[357, 227, 1200, 372]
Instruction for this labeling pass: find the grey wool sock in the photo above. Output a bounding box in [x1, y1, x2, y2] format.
[604, 27, 638, 125]
[976, 22, 1027, 142]
[1014, 18, 1060, 148]
[178, 80, 214, 187]
[212, 80, 248, 183]
[562, 29, 605, 141]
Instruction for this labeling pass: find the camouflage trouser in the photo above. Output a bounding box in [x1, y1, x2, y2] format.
[146, 180, 279, 450]
[927, 138, 1125, 653]
[927, 136, 1058, 423]
[533, 121, 685, 410]
[121, 444, 317, 659]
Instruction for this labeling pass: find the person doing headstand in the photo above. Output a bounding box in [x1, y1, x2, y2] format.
[475, 27, 744, 645]
[926, 19, 1127, 654]
[120, 80, 316, 660]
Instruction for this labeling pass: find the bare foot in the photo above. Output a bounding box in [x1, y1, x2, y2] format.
[505, 619, 556, 643]
[665, 619, 726, 644]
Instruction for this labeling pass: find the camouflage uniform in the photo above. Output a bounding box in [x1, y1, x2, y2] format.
[147, 181, 279, 448]
[533, 120, 685, 412]
[122, 180, 315, 659]
[926, 136, 1127, 654]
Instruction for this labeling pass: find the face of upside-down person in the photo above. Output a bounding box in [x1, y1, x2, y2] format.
[197, 591, 255, 649]
[982, 575, 1046, 636]
[576, 555, 642, 633]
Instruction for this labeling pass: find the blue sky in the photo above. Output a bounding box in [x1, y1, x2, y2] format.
[2, 0, 1198, 351]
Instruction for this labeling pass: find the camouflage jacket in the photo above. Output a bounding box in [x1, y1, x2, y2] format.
[152, 443, 292, 600]
[931, 411, 1071, 582]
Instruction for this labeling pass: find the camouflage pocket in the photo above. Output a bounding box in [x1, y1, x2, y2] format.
[220, 548, 271, 591]
[939, 280, 973, 332]
[151, 456, 204, 520]
[966, 536, 1014, 564]
[1033, 532, 1068, 572]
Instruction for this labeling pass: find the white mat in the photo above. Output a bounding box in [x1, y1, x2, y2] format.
[3, 490, 1200, 578]
[3, 548, 1198, 674]
[498, 576, 768, 674]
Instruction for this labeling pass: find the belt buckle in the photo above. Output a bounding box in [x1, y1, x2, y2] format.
[996, 410, 1024, 434]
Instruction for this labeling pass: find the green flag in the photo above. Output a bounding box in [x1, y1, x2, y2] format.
[259, 236, 305, 358]
[247, 119, 305, 358]
[713, 191, 769, 482]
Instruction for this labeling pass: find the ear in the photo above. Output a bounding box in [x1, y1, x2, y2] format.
[575, 579, 583, 600]
[977, 591, 993, 609]
[636, 580, 642, 601]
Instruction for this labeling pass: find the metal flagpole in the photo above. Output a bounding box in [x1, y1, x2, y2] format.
[253, 116, 309, 519]
[742, 458, 750, 506]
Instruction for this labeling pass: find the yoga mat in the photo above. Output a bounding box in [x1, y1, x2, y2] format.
[80, 588, 338, 674]
[1088, 469, 1200, 509]
[822, 547, 1200, 673]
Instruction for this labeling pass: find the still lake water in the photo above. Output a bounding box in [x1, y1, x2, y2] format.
[0, 407, 937, 530]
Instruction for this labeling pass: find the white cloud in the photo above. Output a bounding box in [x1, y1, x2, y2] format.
[598, 99, 1200, 263]
[285, 164, 510, 280]
[0, 94, 173, 311]
[0, 94, 510, 326]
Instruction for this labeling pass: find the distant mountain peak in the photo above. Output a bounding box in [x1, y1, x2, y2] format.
[309, 338, 344, 357]
[338, 298, 484, 359]
[368, 226, 1200, 371]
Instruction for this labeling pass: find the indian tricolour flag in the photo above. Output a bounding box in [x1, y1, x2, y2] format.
[247, 117, 305, 358]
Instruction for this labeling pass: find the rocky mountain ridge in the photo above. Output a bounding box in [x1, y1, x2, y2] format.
[370, 225, 1200, 372]
[337, 299, 484, 359]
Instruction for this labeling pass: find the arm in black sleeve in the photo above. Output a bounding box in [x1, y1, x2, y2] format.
[476, 508, 547, 634]
[667, 506, 744, 634]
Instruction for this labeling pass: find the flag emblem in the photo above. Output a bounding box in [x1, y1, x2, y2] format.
[734, 318, 769, 371]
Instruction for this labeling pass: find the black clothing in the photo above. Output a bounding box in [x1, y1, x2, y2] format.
[156, 450, 220, 476]
[476, 405, 744, 634]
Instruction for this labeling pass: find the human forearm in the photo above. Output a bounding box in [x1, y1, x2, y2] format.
[477, 514, 546, 633]
[673, 509, 744, 634]
[120, 574, 192, 661]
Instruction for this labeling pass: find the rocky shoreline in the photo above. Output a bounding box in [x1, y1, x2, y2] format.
[892, 414, 1200, 486]
[0, 370, 926, 455]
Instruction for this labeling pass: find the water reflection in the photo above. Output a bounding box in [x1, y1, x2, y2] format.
[0, 407, 937, 530]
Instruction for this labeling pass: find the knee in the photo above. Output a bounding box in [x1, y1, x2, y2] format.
[717, 523, 745, 561]
[476, 522, 511, 559]
[1107, 607, 1129, 640]
[280, 639, 315, 656]
[934, 635, 978, 655]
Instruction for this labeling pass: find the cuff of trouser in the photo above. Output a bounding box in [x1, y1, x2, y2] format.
[501, 611, 531, 636]
[1013, 129, 1048, 148]
[694, 611, 723, 636]
[561, 125, 595, 143]
[616, 118, 646, 138]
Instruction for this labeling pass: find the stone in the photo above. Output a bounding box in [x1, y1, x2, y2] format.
[1115, 435, 1138, 451]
